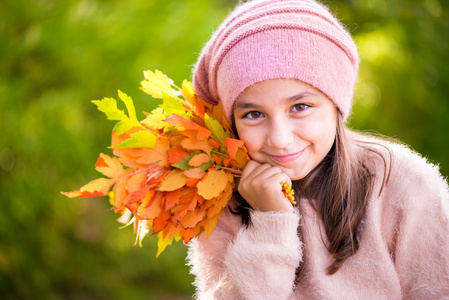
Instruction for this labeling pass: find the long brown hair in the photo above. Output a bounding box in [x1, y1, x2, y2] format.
[231, 113, 391, 276]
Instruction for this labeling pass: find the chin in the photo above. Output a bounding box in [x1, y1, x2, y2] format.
[282, 167, 308, 181]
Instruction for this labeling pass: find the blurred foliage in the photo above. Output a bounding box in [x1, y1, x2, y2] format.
[0, 0, 448, 299]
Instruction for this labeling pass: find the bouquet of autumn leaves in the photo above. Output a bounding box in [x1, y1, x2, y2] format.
[62, 70, 249, 256]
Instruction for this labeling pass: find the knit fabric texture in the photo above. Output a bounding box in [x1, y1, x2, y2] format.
[192, 0, 359, 121]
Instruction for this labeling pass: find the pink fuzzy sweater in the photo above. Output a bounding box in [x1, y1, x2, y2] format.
[187, 138, 449, 299]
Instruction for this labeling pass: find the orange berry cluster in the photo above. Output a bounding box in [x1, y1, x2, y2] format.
[281, 183, 296, 205]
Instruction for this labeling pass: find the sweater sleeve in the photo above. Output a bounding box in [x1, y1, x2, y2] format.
[387, 145, 449, 298]
[187, 206, 303, 300]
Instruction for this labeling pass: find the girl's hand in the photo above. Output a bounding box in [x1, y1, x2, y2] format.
[238, 160, 295, 212]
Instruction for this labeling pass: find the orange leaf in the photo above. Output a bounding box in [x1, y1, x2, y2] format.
[234, 148, 249, 169]
[210, 139, 220, 149]
[165, 189, 182, 210]
[181, 208, 206, 228]
[167, 146, 190, 164]
[137, 192, 163, 219]
[179, 227, 194, 244]
[188, 153, 210, 167]
[224, 138, 245, 160]
[171, 204, 189, 223]
[181, 137, 213, 155]
[169, 135, 185, 148]
[184, 168, 206, 179]
[197, 170, 228, 200]
[162, 221, 179, 239]
[223, 157, 231, 167]
[179, 188, 197, 204]
[136, 138, 169, 166]
[95, 153, 125, 178]
[126, 171, 147, 196]
[62, 178, 113, 198]
[128, 187, 151, 205]
[202, 212, 221, 238]
[163, 115, 211, 140]
[153, 210, 171, 235]
[157, 169, 187, 191]
[213, 154, 222, 165]
[206, 184, 233, 219]
[112, 177, 129, 212]
[186, 178, 201, 188]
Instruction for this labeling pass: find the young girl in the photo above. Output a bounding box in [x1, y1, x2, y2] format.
[187, 0, 449, 298]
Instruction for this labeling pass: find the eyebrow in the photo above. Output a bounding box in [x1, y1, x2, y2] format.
[233, 92, 315, 111]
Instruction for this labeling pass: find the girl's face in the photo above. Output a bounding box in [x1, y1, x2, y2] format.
[233, 78, 338, 180]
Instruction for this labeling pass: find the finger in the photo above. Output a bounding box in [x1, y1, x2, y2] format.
[240, 160, 262, 179]
[241, 161, 272, 180]
[265, 171, 292, 187]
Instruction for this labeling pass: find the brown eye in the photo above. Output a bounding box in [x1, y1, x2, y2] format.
[244, 111, 263, 119]
[292, 104, 309, 112]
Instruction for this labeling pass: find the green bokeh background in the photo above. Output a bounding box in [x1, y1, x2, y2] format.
[1, 0, 447, 299]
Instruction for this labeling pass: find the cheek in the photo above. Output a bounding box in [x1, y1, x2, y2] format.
[299, 115, 336, 151]
[235, 124, 263, 154]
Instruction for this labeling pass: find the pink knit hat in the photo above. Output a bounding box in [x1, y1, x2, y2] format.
[192, 0, 359, 121]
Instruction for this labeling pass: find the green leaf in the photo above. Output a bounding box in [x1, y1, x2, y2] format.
[198, 162, 212, 172]
[118, 90, 138, 122]
[92, 95, 142, 135]
[171, 156, 193, 170]
[112, 130, 157, 149]
[162, 91, 191, 120]
[92, 97, 127, 121]
[113, 119, 139, 135]
[204, 113, 230, 144]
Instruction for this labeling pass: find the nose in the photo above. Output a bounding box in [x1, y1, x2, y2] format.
[266, 117, 294, 149]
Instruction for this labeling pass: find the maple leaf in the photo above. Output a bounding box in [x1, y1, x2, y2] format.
[156, 232, 181, 257]
[141, 107, 166, 129]
[224, 138, 245, 160]
[162, 92, 192, 120]
[95, 153, 126, 178]
[112, 129, 157, 149]
[61, 178, 114, 198]
[62, 69, 250, 257]
[92, 91, 143, 135]
[163, 114, 211, 141]
[140, 70, 176, 99]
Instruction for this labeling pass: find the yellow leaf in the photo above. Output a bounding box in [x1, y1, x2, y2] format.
[206, 184, 233, 219]
[203, 212, 221, 238]
[140, 70, 175, 99]
[141, 107, 166, 129]
[197, 170, 228, 200]
[61, 178, 113, 198]
[158, 169, 187, 191]
[156, 232, 182, 257]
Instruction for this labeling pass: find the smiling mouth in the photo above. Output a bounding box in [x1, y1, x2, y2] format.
[270, 148, 306, 163]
